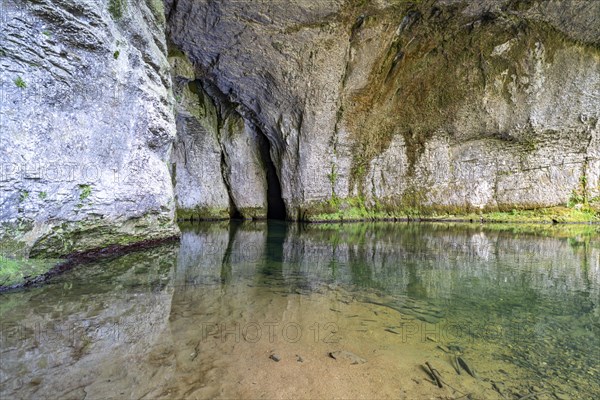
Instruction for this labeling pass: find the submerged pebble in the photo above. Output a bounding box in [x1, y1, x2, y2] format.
[328, 350, 367, 365]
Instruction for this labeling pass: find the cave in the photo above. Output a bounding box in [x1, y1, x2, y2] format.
[3, 1, 600, 398]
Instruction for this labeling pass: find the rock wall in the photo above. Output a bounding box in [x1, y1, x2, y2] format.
[0, 0, 179, 256]
[167, 0, 600, 220]
[1, 0, 599, 259]
[168, 51, 273, 220]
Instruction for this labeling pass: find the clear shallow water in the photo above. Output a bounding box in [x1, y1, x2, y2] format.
[1, 222, 599, 399]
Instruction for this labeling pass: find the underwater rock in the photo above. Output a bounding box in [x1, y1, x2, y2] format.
[329, 350, 367, 365]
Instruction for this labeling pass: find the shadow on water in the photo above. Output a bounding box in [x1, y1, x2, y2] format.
[0, 222, 598, 399]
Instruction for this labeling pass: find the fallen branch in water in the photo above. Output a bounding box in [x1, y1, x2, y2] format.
[421, 361, 470, 398]
[425, 361, 444, 388]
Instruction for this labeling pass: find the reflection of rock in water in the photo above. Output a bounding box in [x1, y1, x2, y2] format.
[175, 222, 230, 286]
[1, 222, 599, 399]
[0, 244, 178, 399]
[281, 223, 600, 300]
[174, 221, 267, 288]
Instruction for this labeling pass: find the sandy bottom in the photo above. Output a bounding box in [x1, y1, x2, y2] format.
[0, 280, 578, 400]
[145, 283, 522, 399]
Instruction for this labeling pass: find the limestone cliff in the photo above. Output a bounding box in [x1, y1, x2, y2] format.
[1, 0, 599, 261]
[167, 0, 600, 220]
[1, 0, 179, 257]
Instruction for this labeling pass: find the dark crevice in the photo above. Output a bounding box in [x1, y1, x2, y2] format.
[257, 129, 286, 220]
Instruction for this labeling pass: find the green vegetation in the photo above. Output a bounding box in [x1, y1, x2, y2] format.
[18, 191, 29, 202]
[327, 164, 339, 187]
[176, 207, 231, 221]
[108, 0, 126, 20]
[79, 185, 92, 201]
[301, 197, 599, 224]
[146, 0, 166, 26]
[14, 76, 26, 89]
[568, 174, 590, 207]
[0, 257, 60, 287]
[113, 50, 120, 59]
[327, 164, 340, 205]
[474, 207, 598, 224]
[38, 192, 47, 200]
[42, 30, 51, 37]
[27, 213, 177, 258]
[1, 216, 173, 287]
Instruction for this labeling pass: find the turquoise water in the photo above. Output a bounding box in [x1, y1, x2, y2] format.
[1, 222, 599, 399]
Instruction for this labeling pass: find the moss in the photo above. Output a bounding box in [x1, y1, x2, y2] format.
[0, 256, 62, 287]
[478, 207, 599, 223]
[300, 197, 599, 224]
[14, 76, 26, 89]
[28, 213, 178, 258]
[38, 192, 47, 200]
[18, 191, 29, 202]
[302, 196, 403, 222]
[108, 0, 126, 20]
[113, 50, 120, 59]
[224, 113, 244, 136]
[176, 207, 230, 221]
[146, 0, 166, 26]
[237, 207, 268, 220]
[79, 185, 92, 201]
[327, 163, 339, 196]
[1, 216, 178, 288]
[342, 1, 583, 193]
[181, 81, 220, 132]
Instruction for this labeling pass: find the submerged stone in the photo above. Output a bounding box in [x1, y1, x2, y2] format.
[329, 351, 367, 365]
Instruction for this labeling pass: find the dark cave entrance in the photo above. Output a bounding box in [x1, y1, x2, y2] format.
[258, 133, 286, 220]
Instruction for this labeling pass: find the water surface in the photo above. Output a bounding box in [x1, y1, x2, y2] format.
[1, 222, 599, 399]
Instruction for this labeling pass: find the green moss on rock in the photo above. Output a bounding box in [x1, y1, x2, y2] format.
[176, 207, 230, 221]
[299, 198, 599, 224]
[27, 213, 179, 258]
[146, 0, 166, 26]
[343, 2, 584, 192]
[237, 207, 268, 220]
[0, 256, 62, 287]
[108, 0, 126, 20]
